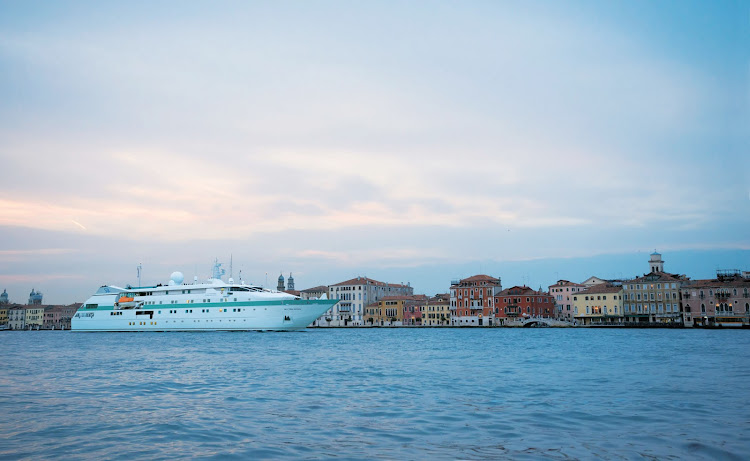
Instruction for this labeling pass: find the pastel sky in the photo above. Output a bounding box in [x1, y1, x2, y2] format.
[1, 1, 748, 304]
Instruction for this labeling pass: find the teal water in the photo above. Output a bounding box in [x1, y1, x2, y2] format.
[0, 329, 747, 460]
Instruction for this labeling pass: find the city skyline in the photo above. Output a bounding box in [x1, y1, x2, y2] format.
[1, 1, 748, 303]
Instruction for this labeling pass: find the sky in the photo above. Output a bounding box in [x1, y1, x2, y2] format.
[0, 0, 748, 304]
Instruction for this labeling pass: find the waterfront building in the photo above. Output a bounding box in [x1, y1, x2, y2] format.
[58, 304, 78, 329]
[299, 286, 328, 300]
[422, 294, 450, 326]
[26, 305, 45, 329]
[622, 252, 686, 324]
[0, 305, 8, 326]
[0, 289, 8, 304]
[276, 273, 285, 292]
[571, 285, 624, 325]
[402, 295, 427, 326]
[493, 286, 555, 324]
[316, 277, 413, 327]
[40, 304, 90, 329]
[548, 280, 585, 321]
[28, 289, 43, 305]
[287, 273, 295, 291]
[364, 295, 409, 326]
[681, 270, 750, 327]
[8, 306, 26, 330]
[44, 306, 55, 329]
[450, 275, 502, 326]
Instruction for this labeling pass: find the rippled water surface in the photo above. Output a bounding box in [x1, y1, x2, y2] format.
[1, 329, 748, 460]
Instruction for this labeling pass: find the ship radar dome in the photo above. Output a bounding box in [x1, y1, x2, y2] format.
[170, 271, 185, 285]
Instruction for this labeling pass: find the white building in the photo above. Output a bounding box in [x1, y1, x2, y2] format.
[314, 277, 413, 327]
[9, 306, 26, 330]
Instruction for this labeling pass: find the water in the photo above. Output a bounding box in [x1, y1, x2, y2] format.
[0, 329, 748, 460]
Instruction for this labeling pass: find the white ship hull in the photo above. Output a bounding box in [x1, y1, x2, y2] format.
[72, 299, 336, 332]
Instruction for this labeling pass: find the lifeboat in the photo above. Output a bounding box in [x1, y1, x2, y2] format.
[117, 296, 140, 309]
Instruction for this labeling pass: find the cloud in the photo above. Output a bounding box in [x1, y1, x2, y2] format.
[0, 1, 746, 303]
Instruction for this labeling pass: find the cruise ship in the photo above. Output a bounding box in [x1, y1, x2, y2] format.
[71, 267, 337, 332]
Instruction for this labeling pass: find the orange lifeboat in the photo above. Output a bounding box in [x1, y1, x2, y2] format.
[117, 295, 140, 309]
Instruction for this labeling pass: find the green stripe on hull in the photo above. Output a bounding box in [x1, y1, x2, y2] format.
[79, 299, 336, 311]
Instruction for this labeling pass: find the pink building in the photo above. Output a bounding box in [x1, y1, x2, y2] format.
[548, 280, 585, 321]
[402, 295, 427, 326]
[681, 271, 750, 327]
[42, 304, 79, 330]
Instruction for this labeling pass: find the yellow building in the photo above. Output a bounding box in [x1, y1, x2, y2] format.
[421, 295, 451, 326]
[365, 296, 409, 326]
[25, 306, 46, 329]
[572, 285, 623, 325]
[0, 306, 9, 326]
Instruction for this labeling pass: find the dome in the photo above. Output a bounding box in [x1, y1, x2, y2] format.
[170, 271, 185, 285]
[278, 273, 284, 281]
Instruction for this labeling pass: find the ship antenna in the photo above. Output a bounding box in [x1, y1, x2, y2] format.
[230, 254, 233, 280]
[137, 263, 142, 287]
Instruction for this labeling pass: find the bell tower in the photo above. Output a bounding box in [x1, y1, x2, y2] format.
[649, 251, 664, 273]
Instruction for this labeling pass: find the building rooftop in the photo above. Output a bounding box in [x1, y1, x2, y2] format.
[578, 284, 623, 295]
[300, 285, 328, 293]
[454, 274, 500, 284]
[330, 277, 410, 288]
[497, 285, 551, 297]
[629, 271, 685, 284]
[682, 278, 750, 289]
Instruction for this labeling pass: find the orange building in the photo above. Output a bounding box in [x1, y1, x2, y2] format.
[449, 275, 502, 326]
[494, 286, 555, 322]
[365, 295, 426, 326]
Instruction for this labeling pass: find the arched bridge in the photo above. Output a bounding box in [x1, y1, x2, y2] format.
[518, 318, 571, 327]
